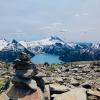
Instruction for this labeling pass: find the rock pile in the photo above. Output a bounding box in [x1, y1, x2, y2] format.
[0, 59, 100, 100]
[37, 62, 100, 100]
[0, 52, 49, 100]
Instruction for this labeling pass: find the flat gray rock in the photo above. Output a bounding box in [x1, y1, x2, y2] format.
[52, 88, 87, 100]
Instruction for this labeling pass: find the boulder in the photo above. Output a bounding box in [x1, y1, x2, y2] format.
[43, 77, 54, 84]
[44, 85, 50, 100]
[97, 87, 100, 91]
[36, 72, 46, 77]
[70, 77, 80, 86]
[82, 67, 90, 73]
[0, 93, 9, 100]
[52, 88, 87, 100]
[50, 84, 70, 94]
[87, 89, 100, 97]
[6, 85, 44, 100]
[76, 76, 82, 80]
[55, 77, 63, 84]
[88, 95, 97, 100]
[82, 82, 91, 89]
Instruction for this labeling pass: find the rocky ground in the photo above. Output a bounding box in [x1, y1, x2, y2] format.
[0, 61, 100, 100]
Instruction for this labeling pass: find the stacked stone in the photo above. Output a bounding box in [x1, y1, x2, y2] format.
[12, 52, 38, 91]
[6, 52, 47, 100]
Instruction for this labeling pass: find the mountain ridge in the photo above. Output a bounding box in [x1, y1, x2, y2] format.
[0, 39, 34, 62]
[0, 36, 100, 62]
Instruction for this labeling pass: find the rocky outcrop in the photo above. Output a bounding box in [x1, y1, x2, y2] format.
[37, 62, 100, 100]
[0, 61, 100, 100]
[0, 53, 48, 100]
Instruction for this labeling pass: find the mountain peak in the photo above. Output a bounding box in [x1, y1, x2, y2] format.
[12, 39, 18, 44]
[50, 35, 64, 43]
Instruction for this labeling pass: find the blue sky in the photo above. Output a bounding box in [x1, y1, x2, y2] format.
[0, 0, 100, 42]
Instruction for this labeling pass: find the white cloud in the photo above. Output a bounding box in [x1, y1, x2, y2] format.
[75, 14, 80, 17]
[60, 29, 68, 32]
[10, 32, 24, 35]
[40, 26, 52, 30]
[82, 13, 89, 16]
[51, 22, 64, 27]
[63, 29, 68, 31]
[9, 30, 25, 35]
[75, 13, 89, 17]
[40, 22, 65, 32]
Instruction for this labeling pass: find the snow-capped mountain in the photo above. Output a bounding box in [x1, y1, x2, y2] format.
[91, 43, 100, 49]
[0, 39, 8, 51]
[19, 36, 100, 62]
[0, 39, 34, 62]
[0, 35, 100, 62]
[20, 36, 65, 48]
[19, 36, 94, 54]
[3, 40, 26, 51]
[19, 36, 65, 53]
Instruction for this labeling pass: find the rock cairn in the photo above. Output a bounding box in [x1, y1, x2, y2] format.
[12, 52, 38, 90]
[7, 52, 41, 99]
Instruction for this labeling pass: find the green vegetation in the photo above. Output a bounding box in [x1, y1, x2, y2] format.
[45, 64, 60, 76]
[79, 79, 86, 84]
[0, 79, 10, 94]
[0, 80, 6, 94]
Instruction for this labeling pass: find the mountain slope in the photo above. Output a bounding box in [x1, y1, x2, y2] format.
[0, 40, 34, 62]
[19, 36, 65, 54]
[0, 36, 100, 62]
[20, 36, 65, 47]
[20, 36, 100, 62]
[0, 39, 8, 51]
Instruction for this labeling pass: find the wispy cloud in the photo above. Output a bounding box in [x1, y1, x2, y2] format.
[82, 13, 89, 16]
[75, 14, 80, 17]
[40, 26, 52, 30]
[51, 22, 64, 27]
[40, 22, 66, 31]
[75, 13, 89, 17]
[9, 30, 25, 35]
[0, 0, 99, 42]
[60, 29, 68, 32]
